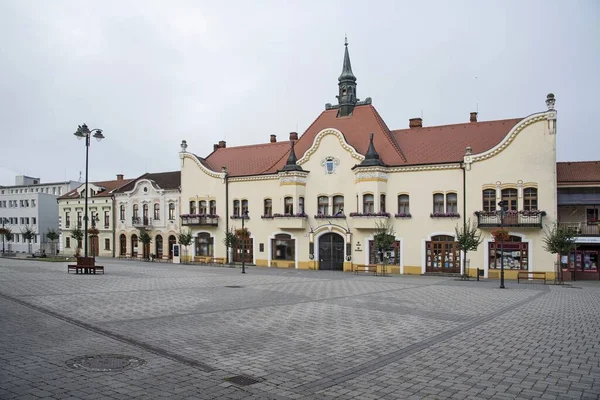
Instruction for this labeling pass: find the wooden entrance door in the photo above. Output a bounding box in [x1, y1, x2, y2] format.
[168, 235, 176, 259]
[426, 235, 460, 273]
[234, 237, 253, 263]
[119, 234, 126, 256]
[90, 236, 99, 256]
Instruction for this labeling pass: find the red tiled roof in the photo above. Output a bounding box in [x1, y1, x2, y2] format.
[557, 161, 600, 184]
[58, 178, 133, 200]
[199, 105, 523, 176]
[115, 171, 180, 193]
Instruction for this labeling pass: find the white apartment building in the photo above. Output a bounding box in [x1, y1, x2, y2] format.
[0, 175, 78, 253]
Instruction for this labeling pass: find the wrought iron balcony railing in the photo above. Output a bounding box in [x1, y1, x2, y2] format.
[180, 214, 219, 227]
[475, 211, 545, 229]
[558, 222, 600, 236]
[132, 217, 151, 227]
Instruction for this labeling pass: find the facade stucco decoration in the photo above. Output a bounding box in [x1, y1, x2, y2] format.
[355, 170, 389, 182]
[470, 111, 554, 164]
[180, 153, 222, 179]
[297, 128, 364, 165]
[278, 173, 308, 186]
[387, 163, 461, 173]
[321, 156, 340, 174]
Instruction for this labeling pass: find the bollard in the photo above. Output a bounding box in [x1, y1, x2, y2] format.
[477, 268, 480, 281]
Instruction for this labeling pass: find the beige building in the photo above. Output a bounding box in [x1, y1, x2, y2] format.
[179, 42, 558, 279]
[58, 175, 133, 257]
[113, 171, 181, 260]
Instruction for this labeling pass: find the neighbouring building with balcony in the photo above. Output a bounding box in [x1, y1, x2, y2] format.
[178, 41, 559, 279]
[58, 175, 133, 257]
[0, 175, 78, 253]
[557, 161, 600, 280]
[113, 171, 181, 260]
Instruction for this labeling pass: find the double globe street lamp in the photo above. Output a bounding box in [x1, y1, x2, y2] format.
[497, 200, 507, 289]
[74, 124, 105, 258]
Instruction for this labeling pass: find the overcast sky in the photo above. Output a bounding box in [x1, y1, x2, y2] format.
[0, 0, 598, 186]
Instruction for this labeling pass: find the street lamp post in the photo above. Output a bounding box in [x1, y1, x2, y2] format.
[74, 123, 105, 259]
[498, 200, 507, 289]
[241, 210, 248, 274]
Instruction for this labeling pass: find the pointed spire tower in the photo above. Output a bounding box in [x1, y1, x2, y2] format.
[336, 36, 358, 117]
[281, 140, 303, 171]
[359, 133, 384, 167]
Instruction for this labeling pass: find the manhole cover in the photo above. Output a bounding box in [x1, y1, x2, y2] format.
[65, 354, 145, 372]
[224, 375, 263, 386]
[225, 285, 243, 288]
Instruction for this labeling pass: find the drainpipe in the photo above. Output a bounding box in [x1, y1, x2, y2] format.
[461, 162, 467, 276]
[112, 195, 116, 258]
[223, 167, 229, 264]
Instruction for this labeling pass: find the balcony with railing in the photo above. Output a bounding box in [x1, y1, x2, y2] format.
[180, 214, 219, 227]
[132, 217, 151, 227]
[559, 222, 600, 236]
[475, 210, 546, 229]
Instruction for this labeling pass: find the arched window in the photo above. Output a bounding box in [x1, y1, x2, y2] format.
[189, 201, 197, 215]
[168, 203, 175, 220]
[119, 204, 125, 221]
[233, 200, 240, 216]
[209, 200, 216, 215]
[397, 195, 410, 214]
[482, 189, 496, 212]
[264, 199, 272, 216]
[318, 196, 329, 215]
[284, 197, 294, 214]
[333, 195, 344, 215]
[199, 200, 207, 214]
[142, 204, 149, 223]
[501, 189, 518, 211]
[363, 194, 374, 213]
[433, 194, 444, 213]
[272, 234, 294, 261]
[298, 197, 305, 214]
[241, 200, 249, 215]
[523, 188, 538, 211]
[133, 204, 139, 219]
[131, 234, 139, 257]
[155, 235, 163, 258]
[431, 235, 455, 242]
[154, 203, 160, 220]
[195, 233, 214, 256]
[446, 193, 457, 214]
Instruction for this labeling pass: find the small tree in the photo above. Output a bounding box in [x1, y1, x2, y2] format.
[70, 226, 84, 256]
[46, 228, 59, 256]
[542, 222, 576, 284]
[178, 229, 193, 263]
[0, 227, 12, 254]
[373, 220, 396, 273]
[223, 228, 238, 264]
[455, 219, 483, 280]
[139, 228, 152, 260]
[21, 226, 36, 254]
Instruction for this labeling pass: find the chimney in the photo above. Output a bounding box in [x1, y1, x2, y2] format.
[218, 140, 226, 148]
[270, 134, 277, 143]
[470, 112, 478, 123]
[213, 143, 219, 151]
[409, 118, 423, 128]
[289, 132, 298, 141]
[116, 174, 124, 181]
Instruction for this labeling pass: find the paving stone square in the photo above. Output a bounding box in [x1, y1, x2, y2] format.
[0, 257, 599, 399]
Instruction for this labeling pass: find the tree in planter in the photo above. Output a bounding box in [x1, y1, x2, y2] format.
[455, 219, 483, 280]
[222, 228, 238, 265]
[542, 222, 575, 284]
[1, 227, 13, 254]
[178, 230, 193, 263]
[46, 228, 60, 256]
[70, 226, 84, 257]
[373, 220, 396, 274]
[138, 227, 153, 260]
[21, 225, 36, 254]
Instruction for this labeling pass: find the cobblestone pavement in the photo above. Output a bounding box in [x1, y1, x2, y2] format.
[0, 258, 599, 399]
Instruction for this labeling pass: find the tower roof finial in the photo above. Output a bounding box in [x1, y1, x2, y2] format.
[359, 133, 384, 167]
[281, 140, 303, 171]
[339, 36, 356, 82]
[344, 34, 348, 46]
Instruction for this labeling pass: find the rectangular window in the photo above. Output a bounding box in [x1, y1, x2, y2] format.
[446, 193, 457, 214]
[397, 195, 410, 214]
[31, 199, 36, 207]
[194, 233, 214, 256]
[333, 196, 344, 215]
[189, 201, 197, 214]
[587, 209, 599, 224]
[318, 196, 329, 215]
[284, 197, 294, 214]
[120, 205, 126, 221]
[66, 237, 71, 248]
[199, 200, 207, 214]
[65, 212, 70, 228]
[523, 188, 538, 211]
[433, 193, 444, 213]
[153, 204, 160, 220]
[363, 194, 374, 213]
[104, 211, 110, 228]
[380, 194, 386, 213]
[241, 200, 249, 215]
[104, 238, 110, 250]
[168, 203, 175, 220]
[298, 197, 305, 214]
[272, 234, 294, 260]
[209, 200, 216, 215]
[233, 200, 240, 216]
[77, 212, 82, 228]
[264, 199, 272, 216]
[32, 217, 36, 225]
[501, 189, 518, 211]
[482, 190, 496, 212]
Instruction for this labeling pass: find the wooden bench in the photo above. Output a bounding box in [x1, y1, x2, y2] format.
[517, 271, 546, 284]
[355, 264, 377, 275]
[68, 256, 104, 275]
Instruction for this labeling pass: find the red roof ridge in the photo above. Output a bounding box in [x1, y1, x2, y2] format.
[557, 160, 600, 164]
[392, 117, 524, 133]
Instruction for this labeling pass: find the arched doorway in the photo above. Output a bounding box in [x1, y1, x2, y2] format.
[319, 232, 344, 271]
[168, 235, 176, 259]
[119, 234, 126, 256]
[156, 235, 163, 259]
[131, 234, 138, 258]
[425, 235, 459, 273]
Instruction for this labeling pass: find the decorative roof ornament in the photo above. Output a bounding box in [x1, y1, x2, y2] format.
[180, 140, 188, 152]
[338, 36, 356, 83]
[281, 140, 303, 171]
[359, 133, 384, 167]
[546, 93, 556, 110]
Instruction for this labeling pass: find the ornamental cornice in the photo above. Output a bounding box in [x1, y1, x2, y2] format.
[181, 153, 223, 179]
[387, 163, 461, 173]
[355, 171, 389, 181]
[228, 175, 279, 183]
[297, 128, 365, 165]
[470, 112, 551, 163]
[279, 175, 308, 185]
